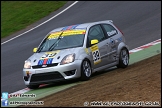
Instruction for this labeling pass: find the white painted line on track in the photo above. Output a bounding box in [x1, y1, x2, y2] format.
[1, 1, 79, 45]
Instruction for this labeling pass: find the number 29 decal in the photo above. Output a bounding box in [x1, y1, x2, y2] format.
[90, 45, 101, 65]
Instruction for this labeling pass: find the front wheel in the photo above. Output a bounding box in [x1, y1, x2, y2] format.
[80, 59, 92, 81]
[27, 85, 39, 89]
[117, 48, 129, 68]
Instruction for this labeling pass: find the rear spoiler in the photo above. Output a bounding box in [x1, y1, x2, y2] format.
[109, 20, 113, 23]
[100, 20, 113, 23]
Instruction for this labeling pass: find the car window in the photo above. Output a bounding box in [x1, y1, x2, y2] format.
[37, 30, 85, 52]
[102, 24, 118, 37]
[87, 25, 106, 47]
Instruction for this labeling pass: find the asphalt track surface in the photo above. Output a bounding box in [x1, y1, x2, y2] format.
[1, 1, 161, 93]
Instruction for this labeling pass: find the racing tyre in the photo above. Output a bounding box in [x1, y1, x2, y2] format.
[117, 48, 129, 68]
[27, 85, 39, 89]
[80, 59, 92, 81]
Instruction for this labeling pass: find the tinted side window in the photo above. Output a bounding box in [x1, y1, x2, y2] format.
[88, 25, 105, 41]
[87, 25, 106, 47]
[102, 24, 118, 37]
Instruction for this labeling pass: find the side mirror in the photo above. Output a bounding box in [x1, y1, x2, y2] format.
[91, 39, 99, 45]
[33, 48, 38, 53]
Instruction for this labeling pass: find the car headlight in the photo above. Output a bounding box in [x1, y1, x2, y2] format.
[60, 54, 75, 65]
[24, 60, 31, 69]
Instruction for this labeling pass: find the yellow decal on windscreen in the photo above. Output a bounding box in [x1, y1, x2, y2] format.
[47, 30, 86, 40]
[90, 44, 101, 65]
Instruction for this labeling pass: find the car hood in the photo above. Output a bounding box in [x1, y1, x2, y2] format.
[28, 47, 82, 66]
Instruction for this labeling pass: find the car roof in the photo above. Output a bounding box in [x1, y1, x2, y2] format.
[50, 20, 113, 33]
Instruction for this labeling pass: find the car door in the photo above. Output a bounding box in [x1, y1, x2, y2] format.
[86, 24, 109, 69]
[101, 24, 119, 64]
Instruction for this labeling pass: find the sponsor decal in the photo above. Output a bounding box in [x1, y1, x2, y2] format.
[84, 48, 90, 54]
[116, 37, 122, 42]
[107, 30, 116, 36]
[38, 58, 53, 65]
[47, 30, 86, 40]
[110, 38, 115, 47]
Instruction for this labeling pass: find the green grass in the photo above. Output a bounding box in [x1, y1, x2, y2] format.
[1, 1, 67, 38]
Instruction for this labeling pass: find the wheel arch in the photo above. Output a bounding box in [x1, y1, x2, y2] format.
[80, 57, 93, 81]
[117, 42, 129, 58]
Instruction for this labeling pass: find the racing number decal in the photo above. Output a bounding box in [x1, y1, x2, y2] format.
[41, 53, 56, 59]
[40, 50, 60, 59]
[92, 50, 100, 61]
[90, 45, 101, 65]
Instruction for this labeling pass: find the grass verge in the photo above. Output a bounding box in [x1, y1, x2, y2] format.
[1, 1, 67, 38]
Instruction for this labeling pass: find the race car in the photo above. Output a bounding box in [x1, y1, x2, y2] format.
[23, 20, 129, 89]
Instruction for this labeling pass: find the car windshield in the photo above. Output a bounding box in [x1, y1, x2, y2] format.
[37, 29, 86, 52]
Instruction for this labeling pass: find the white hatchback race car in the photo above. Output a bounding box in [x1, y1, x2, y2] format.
[23, 20, 129, 89]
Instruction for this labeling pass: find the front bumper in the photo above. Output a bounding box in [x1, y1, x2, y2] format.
[23, 59, 82, 86]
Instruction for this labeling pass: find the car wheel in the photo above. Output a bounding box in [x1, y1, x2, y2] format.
[27, 85, 39, 89]
[117, 47, 129, 68]
[80, 59, 92, 81]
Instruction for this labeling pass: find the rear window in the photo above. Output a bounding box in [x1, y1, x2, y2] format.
[102, 24, 118, 37]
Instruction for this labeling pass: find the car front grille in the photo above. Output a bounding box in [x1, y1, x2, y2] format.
[30, 72, 64, 83]
[32, 63, 58, 69]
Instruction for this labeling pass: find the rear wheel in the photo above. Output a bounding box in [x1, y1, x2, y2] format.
[27, 85, 39, 89]
[80, 59, 92, 81]
[117, 48, 129, 68]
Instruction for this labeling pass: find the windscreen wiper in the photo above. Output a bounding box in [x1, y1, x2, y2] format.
[37, 39, 47, 53]
[48, 31, 64, 51]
